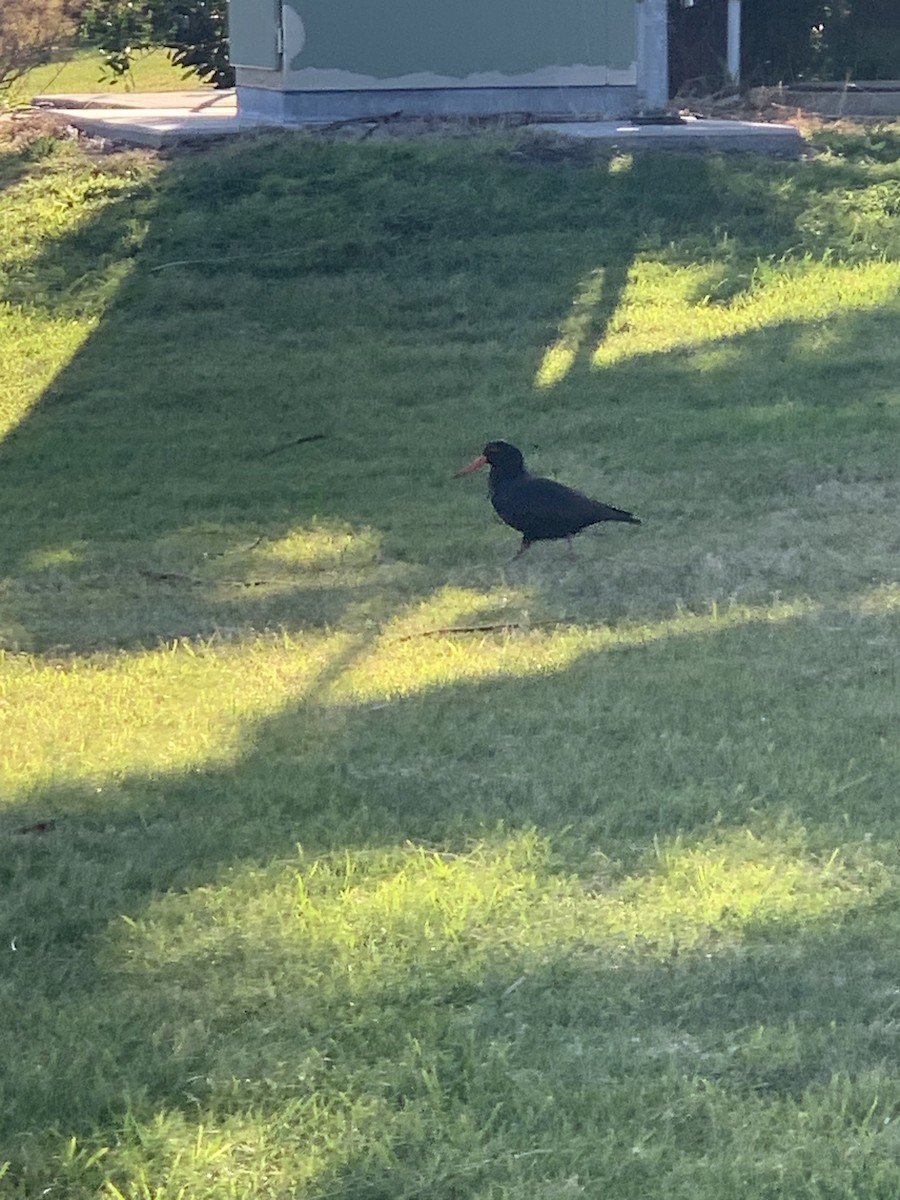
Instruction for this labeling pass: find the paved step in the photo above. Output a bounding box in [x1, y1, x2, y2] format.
[530, 116, 804, 156]
[31, 91, 806, 154]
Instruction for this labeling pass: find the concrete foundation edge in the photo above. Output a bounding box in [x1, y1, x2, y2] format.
[237, 84, 639, 123]
[785, 89, 900, 117]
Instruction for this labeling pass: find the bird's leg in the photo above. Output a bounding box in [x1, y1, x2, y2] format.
[565, 535, 578, 559]
[512, 539, 532, 561]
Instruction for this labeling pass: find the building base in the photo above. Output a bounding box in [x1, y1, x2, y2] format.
[236, 84, 640, 125]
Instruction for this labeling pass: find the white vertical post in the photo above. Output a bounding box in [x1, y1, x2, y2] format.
[636, 0, 669, 113]
[727, 0, 741, 84]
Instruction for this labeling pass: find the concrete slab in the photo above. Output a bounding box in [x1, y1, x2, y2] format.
[528, 116, 805, 156]
[29, 91, 806, 155]
[39, 108, 252, 148]
[31, 89, 257, 148]
[33, 89, 230, 111]
[782, 82, 900, 118]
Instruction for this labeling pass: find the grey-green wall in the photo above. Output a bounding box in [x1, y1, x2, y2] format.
[231, 0, 635, 77]
[293, 0, 633, 76]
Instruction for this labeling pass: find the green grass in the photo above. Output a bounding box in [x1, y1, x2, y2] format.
[4, 121, 900, 1197]
[4, 46, 206, 107]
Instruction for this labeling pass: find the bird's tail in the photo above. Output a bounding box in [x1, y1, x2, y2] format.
[598, 503, 641, 525]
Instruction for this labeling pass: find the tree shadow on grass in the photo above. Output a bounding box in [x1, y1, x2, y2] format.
[4, 129, 900, 1191]
[304, 917, 900, 1199]
[0, 141, 37, 199]
[3, 293, 900, 652]
[4, 607, 900, 1167]
[1, 134, 883, 593]
[5, 804, 900, 1195]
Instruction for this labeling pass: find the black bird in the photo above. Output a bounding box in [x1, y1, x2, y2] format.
[455, 440, 641, 558]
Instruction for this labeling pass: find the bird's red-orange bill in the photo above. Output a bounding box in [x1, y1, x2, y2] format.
[453, 454, 487, 477]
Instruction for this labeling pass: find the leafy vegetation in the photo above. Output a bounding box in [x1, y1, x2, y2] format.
[4, 46, 206, 105]
[671, 0, 900, 90]
[81, 0, 231, 88]
[0, 0, 85, 97]
[3, 121, 900, 1197]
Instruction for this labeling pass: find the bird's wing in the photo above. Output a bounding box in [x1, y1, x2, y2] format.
[515, 478, 599, 521]
[494, 477, 601, 537]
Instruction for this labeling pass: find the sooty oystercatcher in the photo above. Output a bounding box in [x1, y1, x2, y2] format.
[455, 440, 641, 558]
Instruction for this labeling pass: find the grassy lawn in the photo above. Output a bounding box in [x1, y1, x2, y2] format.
[3, 118, 900, 1197]
[4, 47, 206, 106]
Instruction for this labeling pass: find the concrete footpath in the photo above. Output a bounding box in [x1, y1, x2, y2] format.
[31, 89, 806, 155]
[32, 89, 252, 146]
[531, 116, 803, 155]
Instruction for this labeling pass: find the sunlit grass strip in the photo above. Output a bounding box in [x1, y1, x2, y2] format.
[114, 828, 881, 984]
[0, 633, 353, 793]
[591, 259, 900, 367]
[261, 523, 382, 568]
[534, 267, 606, 388]
[327, 594, 819, 704]
[0, 308, 96, 441]
[0, 149, 158, 444]
[618, 830, 875, 949]
[855, 581, 900, 614]
[533, 259, 900, 388]
[23, 546, 900, 836]
[0, 166, 148, 272]
[0, 594, 816, 798]
[85, 830, 881, 1196]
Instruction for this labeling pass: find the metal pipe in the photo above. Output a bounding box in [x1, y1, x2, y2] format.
[727, 0, 741, 84]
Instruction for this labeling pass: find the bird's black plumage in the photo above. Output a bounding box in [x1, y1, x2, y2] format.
[455, 440, 641, 557]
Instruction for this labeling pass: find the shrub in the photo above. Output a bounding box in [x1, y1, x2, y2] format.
[0, 0, 86, 96]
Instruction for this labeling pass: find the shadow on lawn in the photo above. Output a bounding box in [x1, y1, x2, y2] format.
[3, 295, 899, 652]
[4, 131, 900, 1186]
[8, 888, 900, 1195]
[5, 662, 900, 1195]
[2, 133, 898, 650]
[4, 609, 900, 1152]
[0, 142, 37, 199]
